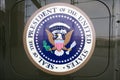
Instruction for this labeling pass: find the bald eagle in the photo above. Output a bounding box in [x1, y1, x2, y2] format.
[45, 29, 74, 56]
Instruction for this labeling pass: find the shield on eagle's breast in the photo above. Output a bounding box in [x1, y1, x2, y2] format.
[54, 40, 64, 51]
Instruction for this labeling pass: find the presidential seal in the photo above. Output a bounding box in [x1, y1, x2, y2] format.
[23, 3, 95, 75]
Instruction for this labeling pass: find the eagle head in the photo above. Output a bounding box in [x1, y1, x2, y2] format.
[56, 33, 63, 40]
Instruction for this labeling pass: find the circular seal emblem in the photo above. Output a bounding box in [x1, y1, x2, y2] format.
[23, 3, 95, 75]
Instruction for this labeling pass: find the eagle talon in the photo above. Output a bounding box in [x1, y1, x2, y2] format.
[49, 48, 52, 51]
[49, 48, 53, 53]
[68, 48, 71, 51]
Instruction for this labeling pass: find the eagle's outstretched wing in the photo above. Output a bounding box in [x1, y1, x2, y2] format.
[45, 29, 54, 45]
[64, 30, 74, 46]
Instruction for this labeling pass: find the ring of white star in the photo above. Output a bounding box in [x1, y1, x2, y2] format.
[35, 14, 85, 64]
